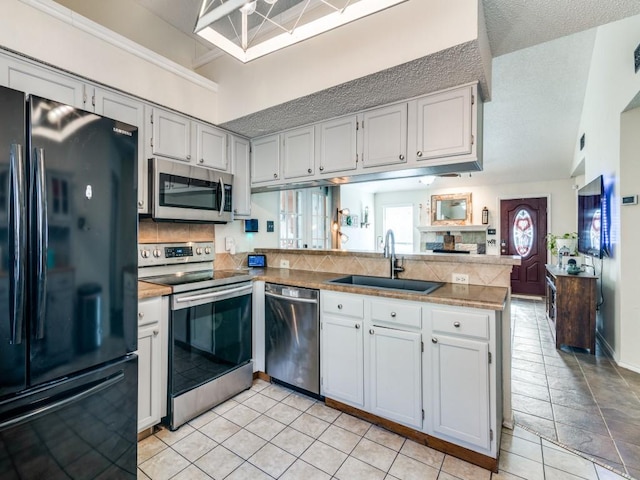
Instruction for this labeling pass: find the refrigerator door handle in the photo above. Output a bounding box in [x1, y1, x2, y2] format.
[9, 144, 26, 345]
[0, 371, 124, 431]
[34, 148, 48, 340]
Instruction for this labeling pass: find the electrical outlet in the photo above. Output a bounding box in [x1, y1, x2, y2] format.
[280, 259, 290, 269]
[452, 273, 469, 284]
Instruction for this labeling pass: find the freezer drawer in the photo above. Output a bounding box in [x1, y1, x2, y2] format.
[0, 355, 138, 479]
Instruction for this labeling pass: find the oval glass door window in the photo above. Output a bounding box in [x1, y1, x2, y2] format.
[513, 209, 534, 257]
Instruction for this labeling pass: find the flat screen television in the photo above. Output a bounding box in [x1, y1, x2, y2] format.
[577, 175, 609, 258]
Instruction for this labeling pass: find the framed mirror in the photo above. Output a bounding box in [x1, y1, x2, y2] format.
[431, 193, 472, 226]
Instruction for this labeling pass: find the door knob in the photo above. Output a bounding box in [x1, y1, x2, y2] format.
[417, 151, 423, 157]
[432, 337, 438, 344]
[369, 329, 375, 335]
[355, 324, 360, 329]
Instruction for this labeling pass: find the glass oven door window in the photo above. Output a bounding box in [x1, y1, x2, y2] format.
[171, 294, 252, 396]
[159, 173, 219, 211]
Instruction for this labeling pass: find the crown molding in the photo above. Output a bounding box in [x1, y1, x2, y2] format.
[20, 0, 218, 93]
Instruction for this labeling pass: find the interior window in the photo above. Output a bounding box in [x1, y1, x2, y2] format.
[279, 188, 330, 249]
[382, 204, 414, 254]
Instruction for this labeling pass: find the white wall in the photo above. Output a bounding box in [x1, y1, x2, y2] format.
[1, 0, 219, 123]
[572, 14, 640, 370]
[202, 0, 482, 123]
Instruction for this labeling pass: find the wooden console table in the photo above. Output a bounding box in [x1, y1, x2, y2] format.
[545, 264, 598, 354]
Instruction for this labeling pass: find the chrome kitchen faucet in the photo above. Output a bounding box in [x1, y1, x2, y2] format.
[384, 229, 405, 279]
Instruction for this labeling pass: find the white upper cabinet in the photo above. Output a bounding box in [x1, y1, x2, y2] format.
[148, 107, 192, 163]
[251, 134, 281, 185]
[196, 123, 228, 171]
[413, 85, 473, 161]
[283, 126, 315, 180]
[316, 116, 358, 174]
[231, 135, 251, 218]
[362, 103, 408, 168]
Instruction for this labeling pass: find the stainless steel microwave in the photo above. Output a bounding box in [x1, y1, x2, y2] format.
[149, 157, 233, 223]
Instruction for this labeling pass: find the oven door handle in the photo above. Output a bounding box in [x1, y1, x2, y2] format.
[174, 284, 253, 304]
[264, 291, 318, 304]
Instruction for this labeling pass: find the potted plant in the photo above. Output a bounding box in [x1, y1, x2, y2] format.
[545, 232, 578, 256]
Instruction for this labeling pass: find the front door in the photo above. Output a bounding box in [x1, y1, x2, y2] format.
[500, 198, 548, 295]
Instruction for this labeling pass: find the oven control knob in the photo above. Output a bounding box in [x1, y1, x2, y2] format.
[196, 247, 203, 255]
[141, 249, 150, 259]
[204, 247, 212, 255]
[153, 249, 162, 258]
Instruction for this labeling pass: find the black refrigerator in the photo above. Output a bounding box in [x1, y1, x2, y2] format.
[0, 85, 139, 479]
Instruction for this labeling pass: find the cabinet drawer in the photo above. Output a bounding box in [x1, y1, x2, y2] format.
[370, 300, 421, 329]
[138, 296, 162, 327]
[432, 309, 488, 339]
[322, 292, 364, 318]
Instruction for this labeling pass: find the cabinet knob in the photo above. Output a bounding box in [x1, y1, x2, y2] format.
[399, 154, 405, 161]
[307, 168, 312, 174]
[390, 312, 396, 318]
[454, 321, 461, 328]
[319, 166, 324, 171]
[432, 337, 438, 344]
[337, 304, 343, 309]
[138, 312, 144, 318]
[369, 329, 375, 335]
[355, 324, 360, 329]
[417, 151, 423, 157]
[137, 200, 144, 207]
[186, 154, 191, 160]
[273, 173, 278, 178]
[153, 330, 159, 337]
[199, 158, 204, 164]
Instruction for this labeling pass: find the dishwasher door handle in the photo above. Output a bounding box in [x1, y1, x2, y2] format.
[265, 291, 318, 304]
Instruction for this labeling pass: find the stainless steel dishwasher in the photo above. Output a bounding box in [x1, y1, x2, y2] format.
[265, 283, 320, 395]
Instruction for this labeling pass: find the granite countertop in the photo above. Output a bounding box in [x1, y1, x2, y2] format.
[137, 268, 508, 310]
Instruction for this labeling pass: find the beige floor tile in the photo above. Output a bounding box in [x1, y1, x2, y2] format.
[222, 404, 262, 427]
[489, 470, 528, 479]
[388, 453, 439, 480]
[398, 440, 444, 468]
[441, 455, 491, 480]
[172, 431, 217, 463]
[188, 409, 219, 430]
[282, 392, 316, 411]
[545, 464, 596, 480]
[154, 424, 195, 446]
[365, 425, 406, 451]
[499, 450, 544, 480]
[300, 441, 348, 475]
[212, 399, 239, 415]
[351, 437, 398, 472]
[290, 413, 330, 438]
[199, 416, 241, 444]
[241, 393, 278, 413]
[265, 402, 304, 425]
[333, 413, 372, 436]
[222, 429, 266, 459]
[225, 461, 272, 480]
[245, 414, 287, 441]
[250, 379, 271, 392]
[318, 424, 362, 454]
[271, 426, 315, 457]
[509, 425, 542, 443]
[170, 464, 213, 480]
[306, 402, 341, 423]
[501, 432, 543, 463]
[137, 468, 151, 480]
[139, 447, 190, 480]
[261, 384, 292, 401]
[138, 435, 168, 464]
[594, 464, 629, 480]
[280, 459, 331, 480]
[249, 443, 296, 478]
[335, 456, 386, 480]
[194, 446, 244, 480]
[541, 445, 598, 480]
[232, 389, 257, 403]
[438, 472, 463, 480]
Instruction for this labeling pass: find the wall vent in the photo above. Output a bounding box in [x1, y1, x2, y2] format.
[635, 43, 640, 73]
[580, 133, 586, 151]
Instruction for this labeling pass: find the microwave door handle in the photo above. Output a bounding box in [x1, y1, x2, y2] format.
[34, 148, 48, 340]
[218, 177, 224, 217]
[9, 144, 26, 345]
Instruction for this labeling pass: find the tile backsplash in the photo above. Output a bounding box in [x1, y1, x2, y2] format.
[138, 219, 215, 244]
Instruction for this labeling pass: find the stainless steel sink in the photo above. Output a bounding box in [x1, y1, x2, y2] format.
[326, 275, 443, 294]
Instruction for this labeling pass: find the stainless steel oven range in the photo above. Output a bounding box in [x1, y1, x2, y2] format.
[138, 242, 253, 430]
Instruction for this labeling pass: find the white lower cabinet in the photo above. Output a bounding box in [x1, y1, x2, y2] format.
[138, 296, 168, 433]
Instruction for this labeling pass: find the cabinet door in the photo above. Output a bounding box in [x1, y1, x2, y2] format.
[138, 322, 161, 432]
[415, 86, 472, 160]
[94, 89, 147, 212]
[430, 334, 490, 450]
[362, 103, 407, 168]
[150, 108, 192, 162]
[283, 126, 314, 179]
[6, 59, 85, 108]
[196, 123, 228, 171]
[368, 327, 422, 429]
[317, 116, 358, 174]
[321, 315, 364, 408]
[231, 135, 251, 217]
[251, 134, 280, 184]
